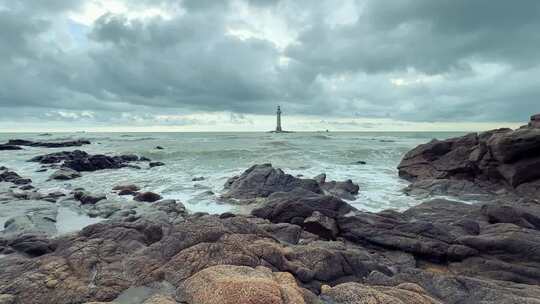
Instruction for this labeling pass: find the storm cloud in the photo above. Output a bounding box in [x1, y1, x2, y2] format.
[0, 0, 539, 130]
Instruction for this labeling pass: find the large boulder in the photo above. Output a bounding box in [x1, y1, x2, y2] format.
[251, 189, 355, 225]
[222, 164, 322, 200]
[177, 265, 318, 304]
[398, 117, 540, 197]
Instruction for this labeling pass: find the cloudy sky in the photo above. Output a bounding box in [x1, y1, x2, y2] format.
[1, 0, 539, 132]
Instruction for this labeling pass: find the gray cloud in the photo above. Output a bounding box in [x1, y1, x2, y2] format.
[0, 0, 539, 129]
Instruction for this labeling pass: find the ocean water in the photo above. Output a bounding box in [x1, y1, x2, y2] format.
[0, 132, 465, 215]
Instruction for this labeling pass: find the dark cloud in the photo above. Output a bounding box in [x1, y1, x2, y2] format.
[0, 0, 539, 129]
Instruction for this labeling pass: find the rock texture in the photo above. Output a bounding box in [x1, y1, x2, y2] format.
[223, 164, 322, 200]
[1, 197, 540, 303]
[30, 150, 143, 172]
[398, 121, 540, 198]
[177, 265, 317, 304]
[0, 168, 31, 185]
[223, 164, 359, 201]
[3, 139, 90, 148]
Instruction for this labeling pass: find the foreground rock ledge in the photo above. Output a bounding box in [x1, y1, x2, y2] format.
[2, 196, 540, 303]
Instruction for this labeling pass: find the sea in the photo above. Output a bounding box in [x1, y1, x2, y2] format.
[0, 132, 465, 232]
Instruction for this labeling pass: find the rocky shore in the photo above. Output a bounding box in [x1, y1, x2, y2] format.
[1, 117, 540, 304]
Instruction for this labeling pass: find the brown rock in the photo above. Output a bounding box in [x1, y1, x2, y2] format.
[177, 265, 318, 304]
[320, 282, 442, 304]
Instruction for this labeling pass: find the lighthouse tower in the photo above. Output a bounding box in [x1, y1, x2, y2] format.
[276, 106, 282, 132]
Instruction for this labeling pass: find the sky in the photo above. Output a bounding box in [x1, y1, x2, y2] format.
[0, 0, 539, 132]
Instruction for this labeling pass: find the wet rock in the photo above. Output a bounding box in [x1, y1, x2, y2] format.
[191, 177, 205, 182]
[134, 192, 162, 202]
[140, 156, 151, 162]
[5, 139, 90, 148]
[30, 150, 142, 172]
[252, 188, 355, 224]
[177, 265, 318, 304]
[4, 234, 56, 257]
[398, 118, 540, 198]
[320, 282, 441, 304]
[113, 185, 141, 195]
[0, 145, 22, 151]
[319, 179, 359, 200]
[4, 213, 57, 236]
[49, 167, 81, 180]
[303, 211, 339, 240]
[74, 191, 107, 205]
[149, 162, 165, 168]
[223, 164, 322, 200]
[0, 169, 31, 185]
[155, 146, 164, 150]
[218, 212, 235, 219]
[18, 185, 34, 191]
[354, 160, 367, 165]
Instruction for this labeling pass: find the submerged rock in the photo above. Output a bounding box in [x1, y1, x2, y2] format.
[149, 162, 165, 168]
[74, 191, 107, 205]
[0, 169, 31, 185]
[49, 167, 81, 180]
[30, 150, 143, 172]
[0, 145, 22, 151]
[5, 139, 90, 148]
[134, 192, 162, 202]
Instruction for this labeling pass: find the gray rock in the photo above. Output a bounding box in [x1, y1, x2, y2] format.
[134, 191, 163, 202]
[222, 164, 322, 200]
[303, 211, 339, 240]
[49, 167, 81, 180]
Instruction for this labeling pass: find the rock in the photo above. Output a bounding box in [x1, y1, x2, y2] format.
[49, 167, 82, 180]
[4, 213, 58, 236]
[398, 118, 540, 198]
[354, 160, 367, 165]
[74, 191, 107, 205]
[303, 211, 339, 240]
[258, 222, 302, 244]
[339, 199, 479, 261]
[252, 188, 356, 224]
[30, 150, 142, 172]
[0, 169, 31, 185]
[149, 162, 165, 168]
[177, 265, 318, 304]
[5, 139, 90, 148]
[320, 179, 359, 200]
[4, 234, 56, 257]
[0, 145, 22, 151]
[320, 282, 441, 304]
[140, 157, 151, 162]
[223, 164, 322, 200]
[219, 212, 235, 219]
[134, 192, 162, 202]
[0, 294, 15, 304]
[113, 184, 140, 192]
[192, 177, 205, 182]
[155, 146, 164, 150]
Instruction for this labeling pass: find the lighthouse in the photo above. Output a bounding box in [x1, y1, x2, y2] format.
[276, 105, 282, 132]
